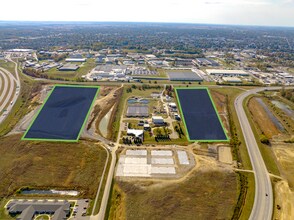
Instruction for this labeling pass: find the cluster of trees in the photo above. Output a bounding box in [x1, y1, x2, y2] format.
[155, 135, 171, 142]
[165, 85, 173, 97]
[126, 87, 132, 93]
[127, 84, 161, 92]
[281, 88, 294, 102]
[23, 67, 48, 79]
[38, 53, 67, 62]
[174, 124, 184, 138]
[122, 137, 143, 145]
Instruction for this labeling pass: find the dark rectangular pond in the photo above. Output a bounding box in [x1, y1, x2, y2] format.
[22, 85, 99, 141]
[175, 88, 228, 141]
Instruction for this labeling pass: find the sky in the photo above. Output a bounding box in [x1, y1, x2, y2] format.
[1, 0, 294, 27]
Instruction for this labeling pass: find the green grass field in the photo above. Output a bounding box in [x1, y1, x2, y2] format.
[0, 60, 16, 77]
[46, 59, 96, 80]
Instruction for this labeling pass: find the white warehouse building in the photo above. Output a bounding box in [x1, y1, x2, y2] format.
[206, 69, 249, 77]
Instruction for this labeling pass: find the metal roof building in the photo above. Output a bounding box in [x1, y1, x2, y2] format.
[206, 69, 249, 76]
[126, 105, 149, 117]
[168, 71, 203, 81]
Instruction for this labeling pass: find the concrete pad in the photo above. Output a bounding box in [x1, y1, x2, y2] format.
[126, 150, 147, 156]
[151, 157, 174, 165]
[177, 151, 189, 165]
[151, 166, 176, 174]
[151, 150, 173, 156]
[125, 157, 147, 164]
[218, 146, 233, 164]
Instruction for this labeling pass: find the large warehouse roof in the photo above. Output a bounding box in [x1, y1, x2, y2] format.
[168, 71, 203, 81]
[206, 69, 249, 76]
[126, 105, 149, 117]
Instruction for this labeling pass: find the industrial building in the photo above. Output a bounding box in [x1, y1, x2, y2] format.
[222, 76, 242, 83]
[58, 63, 79, 71]
[65, 58, 86, 62]
[192, 58, 219, 67]
[6, 200, 70, 220]
[206, 69, 249, 77]
[168, 71, 203, 81]
[126, 105, 149, 117]
[127, 129, 144, 138]
[152, 116, 165, 125]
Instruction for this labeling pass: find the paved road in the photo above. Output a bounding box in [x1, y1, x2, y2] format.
[234, 86, 292, 220]
[0, 57, 20, 124]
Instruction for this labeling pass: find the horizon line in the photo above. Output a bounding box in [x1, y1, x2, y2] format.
[0, 20, 294, 29]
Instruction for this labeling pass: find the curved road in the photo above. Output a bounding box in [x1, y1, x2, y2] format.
[235, 86, 293, 220]
[0, 57, 20, 124]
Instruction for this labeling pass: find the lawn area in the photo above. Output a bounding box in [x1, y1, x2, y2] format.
[108, 170, 238, 220]
[45, 59, 96, 80]
[0, 60, 16, 77]
[288, 68, 294, 74]
[34, 215, 50, 220]
[0, 134, 107, 199]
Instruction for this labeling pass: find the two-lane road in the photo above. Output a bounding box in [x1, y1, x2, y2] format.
[235, 87, 292, 220]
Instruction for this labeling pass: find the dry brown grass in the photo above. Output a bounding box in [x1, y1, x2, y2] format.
[210, 90, 230, 134]
[248, 97, 280, 138]
[87, 86, 123, 140]
[109, 170, 238, 220]
[0, 134, 107, 199]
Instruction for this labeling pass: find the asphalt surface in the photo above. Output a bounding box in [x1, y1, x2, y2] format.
[234, 87, 286, 220]
[0, 57, 20, 124]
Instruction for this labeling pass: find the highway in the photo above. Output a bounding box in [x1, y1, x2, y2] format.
[234, 87, 288, 220]
[0, 57, 20, 124]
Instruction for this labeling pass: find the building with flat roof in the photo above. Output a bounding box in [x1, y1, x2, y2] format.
[168, 71, 203, 81]
[65, 58, 86, 62]
[222, 77, 242, 83]
[59, 63, 79, 71]
[6, 200, 70, 220]
[152, 116, 165, 125]
[126, 105, 149, 117]
[127, 129, 144, 138]
[206, 69, 249, 76]
[193, 58, 219, 67]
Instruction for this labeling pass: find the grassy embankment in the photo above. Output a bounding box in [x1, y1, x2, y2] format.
[0, 60, 16, 77]
[244, 95, 280, 176]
